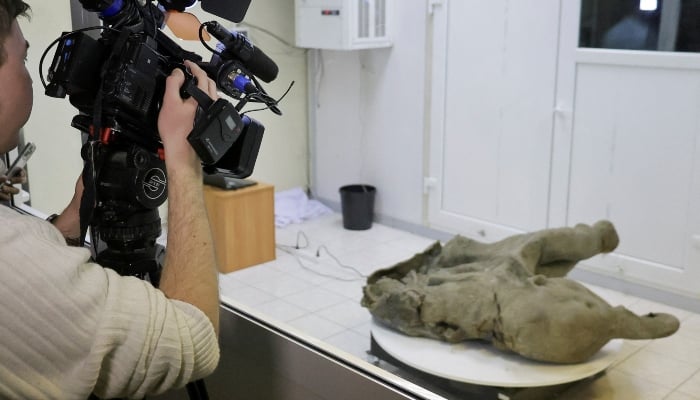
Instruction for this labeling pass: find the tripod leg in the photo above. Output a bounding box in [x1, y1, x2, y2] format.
[186, 379, 209, 400]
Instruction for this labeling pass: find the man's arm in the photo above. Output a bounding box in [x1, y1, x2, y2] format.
[48, 62, 220, 333]
[156, 61, 220, 335]
[47, 174, 82, 240]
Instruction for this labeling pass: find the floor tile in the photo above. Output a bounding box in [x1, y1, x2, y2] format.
[274, 252, 341, 285]
[321, 235, 381, 258]
[561, 370, 673, 400]
[316, 300, 372, 329]
[254, 299, 309, 322]
[675, 369, 700, 398]
[325, 329, 373, 361]
[351, 321, 372, 338]
[614, 346, 698, 389]
[262, 252, 301, 274]
[282, 285, 349, 312]
[249, 274, 313, 298]
[320, 278, 367, 302]
[319, 250, 383, 277]
[644, 328, 700, 366]
[679, 314, 700, 334]
[665, 390, 700, 400]
[223, 285, 276, 307]
[609, 340, 645, 368]
[226, 264, 281, 286]
[218, 273, 247, 292]
[286, 314, 345, 339]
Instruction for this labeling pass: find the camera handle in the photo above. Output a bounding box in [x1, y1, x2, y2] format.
[177, 70, 245, 166]
[178, 69, 211, 105]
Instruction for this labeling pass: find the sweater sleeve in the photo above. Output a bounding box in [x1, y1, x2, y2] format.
[0, 207, 220, 400]
[90, 270, 220, 399]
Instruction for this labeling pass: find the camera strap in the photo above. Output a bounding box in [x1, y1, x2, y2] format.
[181, 77, 214, 109]
[179, 78, 243, 165]
[78, 141, 102, 247]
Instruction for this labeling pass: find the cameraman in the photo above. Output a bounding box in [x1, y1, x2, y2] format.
[0, 1, 221, 399]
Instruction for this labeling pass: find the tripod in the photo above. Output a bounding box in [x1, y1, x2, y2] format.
[81, 141, 210, 400]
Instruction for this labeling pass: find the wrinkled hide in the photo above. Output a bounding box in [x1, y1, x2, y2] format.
[362, 221, 680, 363]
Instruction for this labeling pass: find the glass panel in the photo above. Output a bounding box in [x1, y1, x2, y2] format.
[579, 0, 700, 52]
[375, 0, 386, 37]
[358, 0, 370, 38]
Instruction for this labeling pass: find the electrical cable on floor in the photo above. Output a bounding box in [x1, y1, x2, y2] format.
[315, 245, 367, 279]
[276, 230, 368, 282]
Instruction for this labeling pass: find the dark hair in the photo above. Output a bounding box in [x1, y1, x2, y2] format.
[0, 0, 30, 65]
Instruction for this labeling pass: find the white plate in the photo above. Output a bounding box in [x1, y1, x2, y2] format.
[371, 319, 623, 387]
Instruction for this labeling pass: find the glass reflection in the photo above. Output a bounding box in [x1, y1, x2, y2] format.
[580, 0, 700, 52]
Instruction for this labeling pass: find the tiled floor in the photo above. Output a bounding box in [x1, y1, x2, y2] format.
[219, 213, 700, 400]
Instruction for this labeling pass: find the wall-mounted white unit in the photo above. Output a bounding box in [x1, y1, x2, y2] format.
[295, 0, 393, 50]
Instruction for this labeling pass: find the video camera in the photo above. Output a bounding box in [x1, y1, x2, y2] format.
[43, 0, 281, 181]
[39, 0, 285, 277]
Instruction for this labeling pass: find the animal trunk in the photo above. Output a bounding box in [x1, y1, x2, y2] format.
[611, 306, 680, 339]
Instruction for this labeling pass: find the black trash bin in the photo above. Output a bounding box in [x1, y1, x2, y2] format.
[339, 184, 376, 230]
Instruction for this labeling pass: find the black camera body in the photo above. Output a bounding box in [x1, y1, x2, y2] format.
[47, 30, 165, 150]
[45, 0, 271, 178]
[41, 0, 279, 280]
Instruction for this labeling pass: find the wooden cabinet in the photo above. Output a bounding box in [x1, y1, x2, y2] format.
[203, 182, 276, 273]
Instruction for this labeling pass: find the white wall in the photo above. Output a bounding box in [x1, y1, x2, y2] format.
[21, 0, 309, 216]
[218, 0, 310, 191]
[21, 0, 84, 214]
[312, 3, 428, 226]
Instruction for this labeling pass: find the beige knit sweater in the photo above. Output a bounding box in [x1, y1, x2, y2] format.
[0, 205, 220, 399]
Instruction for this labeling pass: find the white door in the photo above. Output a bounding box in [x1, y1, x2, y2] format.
[429, 0, 700, 296]
[551, 1, 700, 296]
[427, 0, 562, 242]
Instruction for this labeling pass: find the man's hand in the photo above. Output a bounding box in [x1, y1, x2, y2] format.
[0, 169, 26, 201]
[158, 60, 219, 170]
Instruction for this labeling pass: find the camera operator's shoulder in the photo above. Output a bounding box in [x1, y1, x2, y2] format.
[0, 202, 25, 225]
[0, 204, 67, 246]
[0, 205, 93, 283]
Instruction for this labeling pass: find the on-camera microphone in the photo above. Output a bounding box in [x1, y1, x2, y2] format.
[204, 21, 279, 83]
